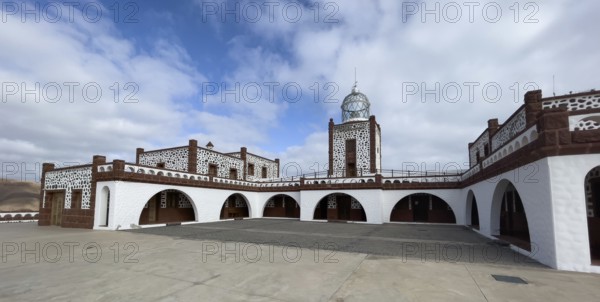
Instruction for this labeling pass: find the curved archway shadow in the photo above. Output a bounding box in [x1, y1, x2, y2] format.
[390, 193, 456, 224]
[138, 189, 196, 225]
[491, 180, 531, 251]
[220, 193, 250, 219]
[585, 166, 600, 264]
[313, 193, 366, 222]
[263, 194, 300, 218]
[466, 190, 479, 229]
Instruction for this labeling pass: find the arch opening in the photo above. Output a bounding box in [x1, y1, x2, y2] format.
[494, 182, 531, 251]
[313, 193, 366, 222]
[220, 193, 250, 219]
[466, 191, 479, 229]
[263, 194, 300, 218]
[585, 166, 600, 264]
[139, 189, 195, 225]
[390, 193, 456, 224]
[98, 186, 110, 226]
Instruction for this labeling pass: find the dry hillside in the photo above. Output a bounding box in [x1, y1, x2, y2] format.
[0, 179, 40, 212]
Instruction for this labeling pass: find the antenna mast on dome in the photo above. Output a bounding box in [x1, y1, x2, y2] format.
[353, 67, 359, 93]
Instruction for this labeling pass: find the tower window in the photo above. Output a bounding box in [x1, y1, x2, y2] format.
[208, 164, 218, 177]
[71, 190, 82, 209]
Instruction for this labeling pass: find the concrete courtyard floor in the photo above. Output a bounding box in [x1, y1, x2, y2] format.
[0, 220, 599, 301]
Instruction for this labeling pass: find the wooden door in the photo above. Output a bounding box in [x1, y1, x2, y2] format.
[50, 192, 64, 226]
[345, 139, 357, 177]
[413, 198, 428, 222]
[148, 196, 157, 222]
[337, 195, 351, 221]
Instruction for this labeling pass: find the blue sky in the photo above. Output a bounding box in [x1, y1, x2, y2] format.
[1, 0, 599, 180]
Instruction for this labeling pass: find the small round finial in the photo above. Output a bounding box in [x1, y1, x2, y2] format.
[352, 81, 359, 93]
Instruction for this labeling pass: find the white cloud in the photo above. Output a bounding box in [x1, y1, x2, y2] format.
[3, 0, 599, 181]
[0, 2, 202, 179]
[244, 0, 600, 173]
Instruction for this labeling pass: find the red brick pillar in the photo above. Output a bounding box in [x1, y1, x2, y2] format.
[188, 139, 197, 173]
[113, 160, 125, 178]
[93, 155, 106, 166]
[369, 116, 377, 173]
[487, 119, 499, 136]
[240, 147, 247, 180]
[375, 174, 382, 184]
[89, 155, 106, 221]
[537, 108, 570, 147]
[38, 163, 55, 226]
[136, 148, 144, 164]
[524, 90, 543, 127]
[485, 119, 500, 158]
[328, 118, 334, 176]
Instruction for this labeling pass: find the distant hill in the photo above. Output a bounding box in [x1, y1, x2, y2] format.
[0, 179, 40, 212]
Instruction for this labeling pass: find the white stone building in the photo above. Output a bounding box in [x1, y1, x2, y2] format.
[39, 86, 600, 273]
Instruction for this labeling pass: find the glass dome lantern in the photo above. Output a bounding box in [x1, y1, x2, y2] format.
[341, 82, 370, 123]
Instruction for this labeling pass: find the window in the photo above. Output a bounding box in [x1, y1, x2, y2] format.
[208, 164, 218, 177]
[71, 190, 82, 209]
[248, 163, 255, 176]
[229, 169, 238, 180]
[261, 167, 267, 178]
[157, 162, 165, 168]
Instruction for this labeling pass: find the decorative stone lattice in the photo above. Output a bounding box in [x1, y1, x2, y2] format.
[542, 93, 600, 111]
[469, 131, 489, 167]
[585, 167, 600, 217]
[178, 193, 192, 208]
[235, 195, 247, 207]
[332, 122, 370, 177]
[492, 109, 526, 151]
[196, 148, 244, 180]
[153, 190, 192, 208]
[160, 191, 167, 208]
[44, 167, 92, 209]
[327, 195, 337, 209]
[351, 197, 362, 209]
[574, 117, 600, 131]
[139, 148, 189, 172]
[246, 154, 278, 180]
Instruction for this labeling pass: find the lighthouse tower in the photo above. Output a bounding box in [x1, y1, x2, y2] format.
[328, 83, 381, 177]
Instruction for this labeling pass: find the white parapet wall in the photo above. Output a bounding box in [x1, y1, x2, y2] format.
[92, 153, 600, 274]
[547, 154, 600, 273]
[299, 189, 384, 224]
[94, 181, 302, 231]
[463, 157, 556, 268]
